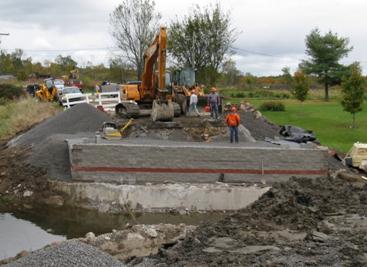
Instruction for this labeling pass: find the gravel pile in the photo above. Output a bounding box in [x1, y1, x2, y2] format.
[240, 110, 280, 141]
[4, 240, 125, 267]
[10, 104, 111, 180]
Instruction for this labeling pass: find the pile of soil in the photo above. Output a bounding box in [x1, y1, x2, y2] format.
[9, 104, 111, 180]
[124, 116, 229, 143]
[0, 145, 56, 208]
[150, 175, 367, 266]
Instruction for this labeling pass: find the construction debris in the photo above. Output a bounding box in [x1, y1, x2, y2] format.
[148, 175, 367, 266]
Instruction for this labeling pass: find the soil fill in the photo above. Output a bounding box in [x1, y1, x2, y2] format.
[9, 103, 111, 180]
[150, 176, 367, 266]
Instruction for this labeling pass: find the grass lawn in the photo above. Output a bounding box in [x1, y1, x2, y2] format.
[243, 99, 367, 152]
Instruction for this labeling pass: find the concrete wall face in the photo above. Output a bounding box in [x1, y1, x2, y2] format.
[68, 140, 329, 184]
[51, 181, 270, 212]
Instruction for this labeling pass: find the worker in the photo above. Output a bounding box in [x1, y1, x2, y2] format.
[207, 87, 220, 119]
[189, 89, 199, 116]
[225, 106, 240, 143]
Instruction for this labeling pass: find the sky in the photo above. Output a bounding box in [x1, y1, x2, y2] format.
[0, 0, 366, 76]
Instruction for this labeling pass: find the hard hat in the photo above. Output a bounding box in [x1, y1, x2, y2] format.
[231, 106, 237, 112]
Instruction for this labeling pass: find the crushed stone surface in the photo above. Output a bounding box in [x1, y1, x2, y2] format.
[3, 240, 126, 267]
[9, 103, 110, 180]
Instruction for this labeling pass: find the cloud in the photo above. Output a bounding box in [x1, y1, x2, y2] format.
[1, 0, 367, 75]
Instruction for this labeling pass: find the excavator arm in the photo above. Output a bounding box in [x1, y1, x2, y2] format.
[140, 26, 167, 100]
[140, 27, 174, 121]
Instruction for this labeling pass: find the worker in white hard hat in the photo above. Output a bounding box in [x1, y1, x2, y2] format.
[189, 89, 200, 116]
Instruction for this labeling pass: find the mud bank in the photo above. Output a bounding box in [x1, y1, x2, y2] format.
[50, 181, 270, 213]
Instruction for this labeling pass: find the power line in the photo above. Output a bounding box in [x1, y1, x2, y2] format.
[3, 46, 120, 53]
[231, 46, 278, 57]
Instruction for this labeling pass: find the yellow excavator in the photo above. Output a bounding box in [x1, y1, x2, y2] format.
[114, 27, 185, 121]
[35, 78, 58, 102]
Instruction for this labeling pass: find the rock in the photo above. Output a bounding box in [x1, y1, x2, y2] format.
[318, 220, 336, 234]
[276, 229, 307, 241]
[126, 232, 144, 243]
[144, 226, 158, 238]
[254, 111, 262, 119]
[230, 245, 280, 254]
[311, 231, 330, 242]
[203, 247, 222, 253]
[23, 190, 33, 197]
[104, 236, 111, 241]
[16, 250, 29, 258]
[209, 237, 237, 249]
[44, 195, 64, 206]
[85, 232, 96, 240]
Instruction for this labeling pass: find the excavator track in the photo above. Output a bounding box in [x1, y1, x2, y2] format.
[115, 102, 140, 118]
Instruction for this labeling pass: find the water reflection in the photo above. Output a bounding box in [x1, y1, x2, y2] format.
[0, 213, 65, 260]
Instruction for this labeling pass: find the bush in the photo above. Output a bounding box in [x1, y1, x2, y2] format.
[235, 92, 245, 98]
[0, 84, 24, 100]
[259, 101, 285, 111]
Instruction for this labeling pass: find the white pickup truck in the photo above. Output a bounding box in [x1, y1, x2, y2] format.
[58, 86, 84, 107]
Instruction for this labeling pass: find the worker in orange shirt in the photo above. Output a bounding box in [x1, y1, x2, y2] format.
[225, 106, 240, 143]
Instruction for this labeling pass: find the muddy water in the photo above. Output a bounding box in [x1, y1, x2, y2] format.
[0, 206, 226, 260]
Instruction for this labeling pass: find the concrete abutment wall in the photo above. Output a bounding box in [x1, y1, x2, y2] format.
[50, 181, 270, 212]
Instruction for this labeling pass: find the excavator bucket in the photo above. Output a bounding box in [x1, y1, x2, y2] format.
[151, 100, 174, 122]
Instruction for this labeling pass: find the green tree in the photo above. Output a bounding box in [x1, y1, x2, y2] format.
[221, 59, 241, 86]
[300, 28, 352, 101]
[281, 66, 293, 87]
[341, 63, 365, 128]
[54, 55, 77, 72]
[110, 0, 161, 80]
[292, 71, 309, 102]
[242, 72, 257, 89]
[169, 3, 235, 85]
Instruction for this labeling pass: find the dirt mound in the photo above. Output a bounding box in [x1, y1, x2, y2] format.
[10, 104, 111, 180]
[152, 176, 367, 266]
[124, 116, 229, 143]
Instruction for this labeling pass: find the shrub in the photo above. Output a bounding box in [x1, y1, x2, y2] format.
[235, 92, 245, 98]
[0, 84, 24, 100]
[259, 101, 285, 111]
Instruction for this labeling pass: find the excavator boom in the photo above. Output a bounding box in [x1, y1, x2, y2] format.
[140, 27, 167, 100]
